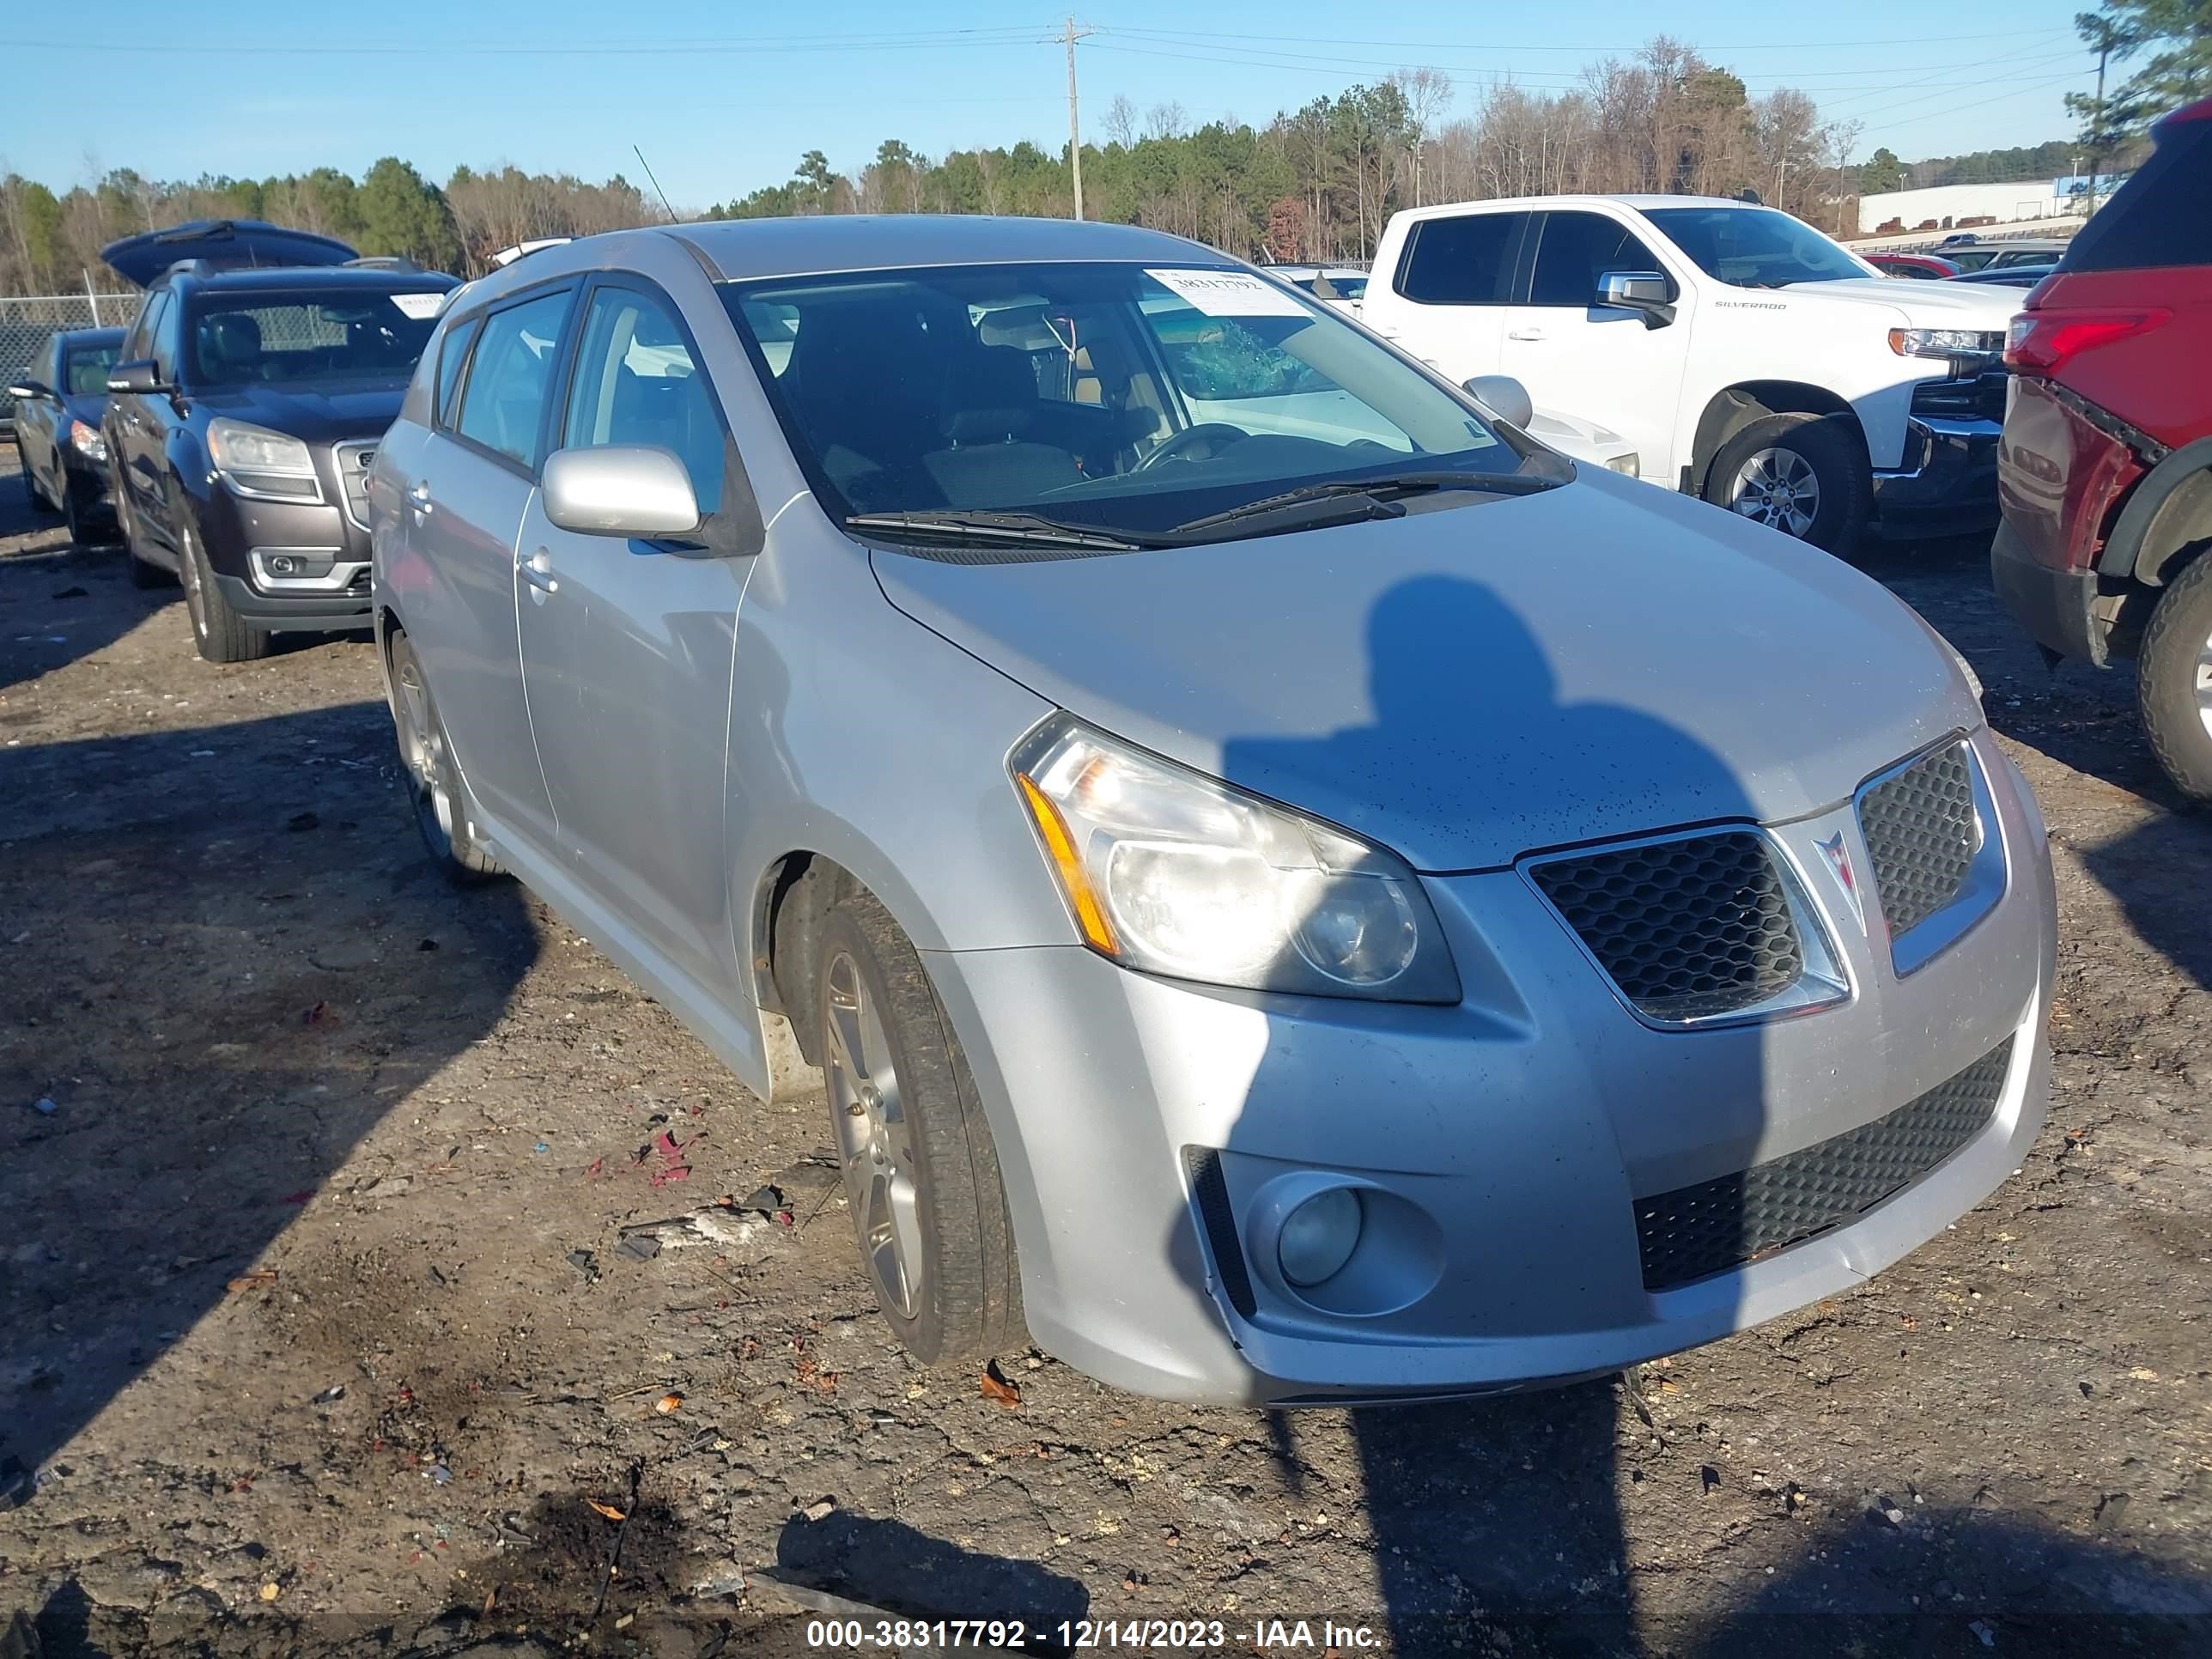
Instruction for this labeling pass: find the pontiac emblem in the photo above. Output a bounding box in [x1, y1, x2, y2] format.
[1816, 831, 1866, 932]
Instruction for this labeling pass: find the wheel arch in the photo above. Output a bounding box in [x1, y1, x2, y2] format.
[1689, 381, 1863, 497]
[2100, 440, 2212, 590]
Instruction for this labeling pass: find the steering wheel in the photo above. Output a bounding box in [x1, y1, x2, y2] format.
[1134, 422, 1250, 471]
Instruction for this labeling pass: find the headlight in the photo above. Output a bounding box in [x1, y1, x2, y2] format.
[1009, 714, 1460, 1001]
[1887, 327, 2004, 359]
[207, 417, 316, 478]
[1605, 452, 1639, 477]
[67, 419, 107, 463]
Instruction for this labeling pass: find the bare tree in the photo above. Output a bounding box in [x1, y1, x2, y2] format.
[1103, 95, 1138, 149]
[1145, 101, 1188, 142]
[1391, 66, 1454, 206]
[1825, 118, 1866, 235]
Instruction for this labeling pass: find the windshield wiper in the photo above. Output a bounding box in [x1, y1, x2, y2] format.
[844, 509, 1149, 551]
[1167, 470, 1557, 538]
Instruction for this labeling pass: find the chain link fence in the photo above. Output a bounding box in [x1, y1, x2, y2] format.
[2, 293, 143, 431]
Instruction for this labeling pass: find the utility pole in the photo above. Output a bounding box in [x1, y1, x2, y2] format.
[1063, 16, 1094, 220]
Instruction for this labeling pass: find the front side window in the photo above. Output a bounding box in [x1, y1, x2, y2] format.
[185, 290, 441, 388]
[123, 289, 167, 362]
[1395, 213, 1528, 305]
[63, 341, 122, 395]
[455, 289, 572, 470]
[1642, 207, 1874, 289]
[562, 287, 724, 514]
[723, 261, 1547, 543]
[1529, 212, 1672, 307]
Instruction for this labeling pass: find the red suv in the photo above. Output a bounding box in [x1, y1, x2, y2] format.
[1993, 97, 2212, 800]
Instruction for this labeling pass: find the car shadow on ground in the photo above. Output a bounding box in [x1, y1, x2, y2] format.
[0, 701, 538, 1494]
[0, 469, 180, 697]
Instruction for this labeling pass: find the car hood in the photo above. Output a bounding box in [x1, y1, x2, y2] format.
[191, 381, 408, 445]
[872, 472, 1982, 872]
[1784, 276, 2022, 325]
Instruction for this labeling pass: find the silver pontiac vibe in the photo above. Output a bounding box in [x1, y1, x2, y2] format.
[368, 216, 2055, 1407]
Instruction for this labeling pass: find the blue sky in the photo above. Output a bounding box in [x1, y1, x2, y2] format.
[4, 2, 2096, 206]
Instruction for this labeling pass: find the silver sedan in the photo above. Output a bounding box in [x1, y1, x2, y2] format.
[368, 216, 2055, 1406]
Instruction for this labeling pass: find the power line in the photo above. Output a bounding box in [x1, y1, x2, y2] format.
[1103, 24, 2073, 52]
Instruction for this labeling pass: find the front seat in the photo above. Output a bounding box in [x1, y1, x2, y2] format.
[198, 313, 265, 382]
[923, 346, 1085, 505]
[779, 301, 946, 507]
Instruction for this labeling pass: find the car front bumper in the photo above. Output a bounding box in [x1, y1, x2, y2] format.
[926, 731, 2056, 1406]
[1871, 415, 2002, 538]
[196, 474, 373, 630]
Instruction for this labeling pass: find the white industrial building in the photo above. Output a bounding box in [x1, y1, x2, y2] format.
[1855, 179, 2103, 237]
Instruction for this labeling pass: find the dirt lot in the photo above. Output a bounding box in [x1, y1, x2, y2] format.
[1, 441, 2207, 1659]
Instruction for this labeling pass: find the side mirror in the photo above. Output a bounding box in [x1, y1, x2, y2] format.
[5, 379, 53, 403]
[106, 359, 167, 395]
[1596, 270, 1676, 328]
[1462, 374, 1534, 430]
[542, 444, 702, 541]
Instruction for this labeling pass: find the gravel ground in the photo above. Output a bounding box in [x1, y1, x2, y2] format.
[1, 440, 2206, 1659]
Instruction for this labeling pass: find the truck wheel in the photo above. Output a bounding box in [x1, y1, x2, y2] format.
[387, 629, 504, 882]
[817, 889, 1024, 1366]
[1706, 412, 1870, 556]
[176, 514, 271, 663]
[2136, 550, 2212, 806]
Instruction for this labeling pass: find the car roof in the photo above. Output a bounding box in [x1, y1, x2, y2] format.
[178, 265, 459, 297]
[665, 214, 1230, 282]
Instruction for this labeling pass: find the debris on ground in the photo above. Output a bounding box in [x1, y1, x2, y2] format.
[653, 1392, 684, 1414]
[981, 1359, 1023, 1410]
[647, 1131, 691, 1186]
[287, 811, 319, 832]
[566, 1249, 600, 1282]
[616, 1234, 662, 1262]
[29, 1097, 57, 1115]
[225, 1269, 278, 1294]
[800, 1497, 837, 1522]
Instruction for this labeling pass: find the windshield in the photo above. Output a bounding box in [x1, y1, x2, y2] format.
[1644, 207, 1874, 289]
[63, 342, 121, 396]
[721, 261, 1537, 541]
[185, 291, 441, 388]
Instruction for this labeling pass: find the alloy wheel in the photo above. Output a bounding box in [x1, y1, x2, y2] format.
[179, 526, 211, 640]
[823, 951, 924, 1319]
[392, 653, 460, 848]
[1729, 446, 1821, 538]
[2196, 626, 2212, 743]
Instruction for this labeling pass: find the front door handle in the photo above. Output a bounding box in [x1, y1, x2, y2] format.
[521, 548, 558, 595]
[406, 480, 434, 518]
[1506, 327, 1547, 342]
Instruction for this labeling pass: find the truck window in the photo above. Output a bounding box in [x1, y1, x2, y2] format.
[1529, 212, 1673, 307]
[1395, 213, 1528, 305]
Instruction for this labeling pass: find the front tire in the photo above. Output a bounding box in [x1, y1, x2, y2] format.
[387, 629, 504, 882]
[175, 513, 270, 663]
[1705, 411, 1871, 556]
[817, 890, 1024, 1366]
[2136, 550, 2212, 805]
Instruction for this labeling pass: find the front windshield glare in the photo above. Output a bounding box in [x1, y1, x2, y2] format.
[720, 262, 1540, 540]
[1643, 207, 1871, 289]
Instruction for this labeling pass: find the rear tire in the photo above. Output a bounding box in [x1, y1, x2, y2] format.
[2136, 550, 2212, 805]
[817, 890, 1024, 1366]
[175, 513, 270, 663]
[1705, 411, 1871, 557]
[387, 629, 504, 882]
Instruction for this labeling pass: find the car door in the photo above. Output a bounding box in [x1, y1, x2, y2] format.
[137, 291, 189, 544]
[514, 276, 756, 1002]
[18, 339, 60, 495]
[108, 289, 168, 528]
[1370, 210, 1530, 387]
[406, 283, 578, 854]
[1498, 210, 1695, 480]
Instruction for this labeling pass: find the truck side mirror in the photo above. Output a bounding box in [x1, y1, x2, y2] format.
[1596, 270, 1676, 329]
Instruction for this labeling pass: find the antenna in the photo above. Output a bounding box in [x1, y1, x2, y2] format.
[633, 145, 679, 224]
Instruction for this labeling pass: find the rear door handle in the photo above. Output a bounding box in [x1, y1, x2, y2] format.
[521, 547, 558, 595]
[1506, 327, 1547, 342]
[406, 480, 434, 517]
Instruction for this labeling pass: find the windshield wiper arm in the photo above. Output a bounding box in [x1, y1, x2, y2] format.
[1167, 470, 1556, 537]
[843, 509, 1147, 551]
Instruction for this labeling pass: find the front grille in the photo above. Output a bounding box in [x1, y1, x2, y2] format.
[1859, 742, 1980, 936]
[1910, 369, 2007, 424]
[1635, 1036, 2014, 1291]
[1530, 831, 1804, 1023]
[334, 441, 376, 529]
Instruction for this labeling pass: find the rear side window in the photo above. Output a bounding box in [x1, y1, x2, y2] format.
[455, 289, 573, 470]
[1395, 213, 1528, 305]
[2063, 120, 2212, 273]
[435, 315, 481, 429]
[1529, 212, 1672, 307]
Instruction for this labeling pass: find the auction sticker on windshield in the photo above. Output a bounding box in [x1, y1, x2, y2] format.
[1146, 268, 1308, 318]
[389, 293, 445, 319]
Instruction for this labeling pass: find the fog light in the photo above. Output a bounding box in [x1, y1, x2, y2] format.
[269, 555, 301, 576]
[1278, 1188, 1363, 1287]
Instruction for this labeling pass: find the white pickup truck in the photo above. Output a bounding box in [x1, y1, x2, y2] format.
[1361, 194, 2024, 553]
